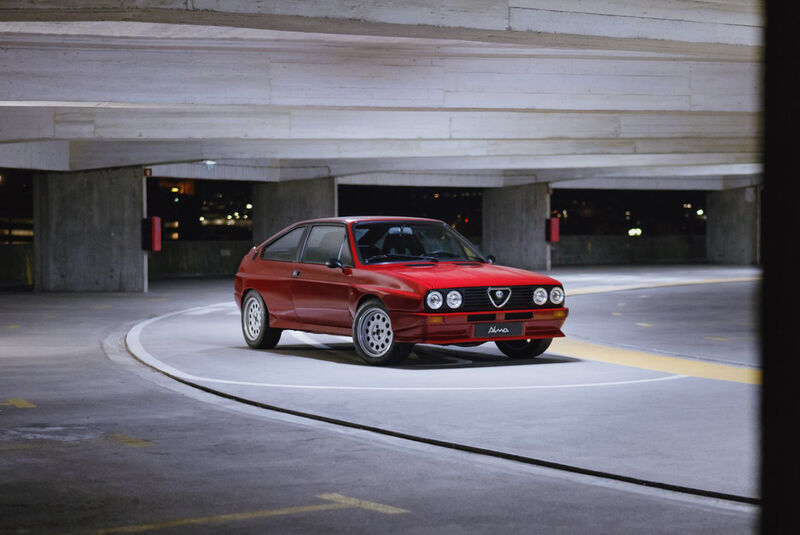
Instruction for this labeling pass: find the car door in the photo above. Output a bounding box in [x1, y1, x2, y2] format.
[251, 225, 307, 325]
[290, 224, 353, 328]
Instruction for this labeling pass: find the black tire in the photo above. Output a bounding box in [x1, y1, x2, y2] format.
[495, 338, 552, 359]
[241, 291, 282, 349]
[353, 299, 413, 365]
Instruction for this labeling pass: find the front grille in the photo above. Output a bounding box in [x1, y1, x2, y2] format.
[426, 285, 561, 312]
[463, 286, 535, 311]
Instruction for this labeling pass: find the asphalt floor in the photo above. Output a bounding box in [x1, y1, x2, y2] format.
[0, 265, 761, 534]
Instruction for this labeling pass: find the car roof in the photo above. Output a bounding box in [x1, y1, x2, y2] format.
[294, 216, 444, 225]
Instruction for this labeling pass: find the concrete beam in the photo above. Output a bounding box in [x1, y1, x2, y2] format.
[0, 40, 761, 113]
[0, 1, 762, 58]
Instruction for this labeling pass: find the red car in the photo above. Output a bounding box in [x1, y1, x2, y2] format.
[235, 217, 568, 365]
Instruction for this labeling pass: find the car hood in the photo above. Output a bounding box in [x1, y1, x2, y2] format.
[370, 262, 562, 289]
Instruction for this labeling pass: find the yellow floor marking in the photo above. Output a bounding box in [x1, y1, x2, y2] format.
[705, 336, 729, 342]
[1, 398, 37, 408]
[106, 434, 152, 448]
[317, 493, 409, 514]
[550, 338, 761, 385]
[635, 322, 653, 328]
[568, 276, 760, 296]
[7, 324, 21, 329]
[80, 494, 407, 534]
[611, 312, 623, 316]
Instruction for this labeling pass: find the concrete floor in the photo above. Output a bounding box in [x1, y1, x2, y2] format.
[0, 266, 761, 534]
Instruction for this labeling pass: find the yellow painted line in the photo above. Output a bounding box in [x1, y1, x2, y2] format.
[611, 312, 623, 316]
[1, 398, 37, 408]
[635, 322, 653, 328]
[106, 434, 152, 448]
[80, 494, 407, 534]
[705, 336, 729, 342]
[317, 493, 409, 514]
[568, 276, 760, 296]
[550, 338, 761, 385]
[7, 324, 21, 329]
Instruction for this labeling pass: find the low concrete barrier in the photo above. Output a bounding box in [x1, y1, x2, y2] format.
[552, 235, 706, 265]
[148, 240, 253, 279]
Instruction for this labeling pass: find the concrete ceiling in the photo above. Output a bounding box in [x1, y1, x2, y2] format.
[0, 1, 763, 190]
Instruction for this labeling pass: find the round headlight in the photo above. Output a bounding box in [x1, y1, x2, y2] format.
[446, 290, 463, 309]
[533, 287, 548, 305]
[427, 291, 443, 310]
[550, 287, 565, 305]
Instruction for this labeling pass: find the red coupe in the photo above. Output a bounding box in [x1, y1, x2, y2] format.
[235, 217, 568, 365]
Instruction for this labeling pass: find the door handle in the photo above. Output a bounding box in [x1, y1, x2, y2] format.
[292, 270, 301, 278]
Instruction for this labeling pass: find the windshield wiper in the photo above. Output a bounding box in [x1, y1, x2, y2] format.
[365, 253, 439, 264]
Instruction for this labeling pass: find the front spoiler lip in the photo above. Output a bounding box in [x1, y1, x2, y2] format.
[391, 307, 569, 345]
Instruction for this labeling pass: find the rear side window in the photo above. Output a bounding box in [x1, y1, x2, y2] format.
[301, 225, 346, 264]
[261, 226, 305, 262]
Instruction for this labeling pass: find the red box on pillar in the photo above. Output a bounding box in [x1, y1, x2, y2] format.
[546, 217, 560, 243]
[150, 216, 162, 252]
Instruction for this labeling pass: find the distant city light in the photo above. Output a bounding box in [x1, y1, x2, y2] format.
[170, 187, 180, 193]
[696, 209, 704, 216]
[628, 227, 643, 237]
[173, 197, 179, 203]
[198, 216, 205, 222]
[683, 203, 693, 209]
[246, 203, 253, 209]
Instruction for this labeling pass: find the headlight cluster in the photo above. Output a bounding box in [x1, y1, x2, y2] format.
[427, 290, 463, 310]
[534, 286, 564, 305]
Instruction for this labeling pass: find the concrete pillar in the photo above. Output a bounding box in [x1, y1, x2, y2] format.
[34, 166, 147, 291]
[706, 186, 761, 265]
[482, 183, 550, 270]
[251, 178, 337, 244]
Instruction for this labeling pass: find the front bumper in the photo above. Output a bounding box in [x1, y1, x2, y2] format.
[390, 307, 568, 345]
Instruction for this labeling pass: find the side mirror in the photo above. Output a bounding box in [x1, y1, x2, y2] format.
[486, 255, 496, 264]
[325, 258, 344, 269]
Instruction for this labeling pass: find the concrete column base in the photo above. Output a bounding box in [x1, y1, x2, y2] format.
[251, 178, 337, 244]
[482, 183, 550, 271]
[34, 166, 147, 291]
[706, 186, 761, 265]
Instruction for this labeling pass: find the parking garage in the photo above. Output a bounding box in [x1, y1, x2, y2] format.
[1, 2, 796, 534]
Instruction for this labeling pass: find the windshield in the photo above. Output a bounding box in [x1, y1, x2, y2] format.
[352, 221, 486, 264]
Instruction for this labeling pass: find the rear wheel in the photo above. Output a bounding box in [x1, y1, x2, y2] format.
[495, 338, 551, 359]
[241, 291, 282, 349]
[353, 299, 412, 365]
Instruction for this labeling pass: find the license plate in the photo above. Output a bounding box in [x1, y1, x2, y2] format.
[474, 322, 523, 338]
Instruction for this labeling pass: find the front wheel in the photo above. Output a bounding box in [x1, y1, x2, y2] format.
[353, 300, 413, 366]
[241, 291, 282, 349]
[495, 338, 552, 359]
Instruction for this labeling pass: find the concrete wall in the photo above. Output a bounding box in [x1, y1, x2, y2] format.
[552, 235, 706, 265]
[33, 166, 147, 291]
[706, 186, 761, 264]
[251, 178, 337, 244]
[148, 240, 252, 279]
[482, 183, 550, 270]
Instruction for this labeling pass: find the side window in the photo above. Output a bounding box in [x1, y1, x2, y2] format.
[261, 226, 305, 262]
[301, 225, 346, 264]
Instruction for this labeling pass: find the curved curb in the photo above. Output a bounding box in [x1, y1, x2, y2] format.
[123, 305, 760, 508]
